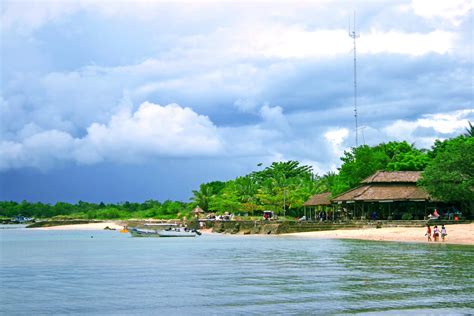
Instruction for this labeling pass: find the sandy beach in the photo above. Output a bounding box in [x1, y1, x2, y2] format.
[284, 223, 474, 245]
[33, 222, 124, 231]
[31, 222, 474, 245]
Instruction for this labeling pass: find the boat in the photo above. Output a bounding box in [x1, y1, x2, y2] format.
[157, 227, 199, 237]
[129, 228, 160, 237]
[129, 227, 201, 237]
[143, 223, 178, 228]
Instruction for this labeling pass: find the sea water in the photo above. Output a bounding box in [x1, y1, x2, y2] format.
[1, 227, 473, 315]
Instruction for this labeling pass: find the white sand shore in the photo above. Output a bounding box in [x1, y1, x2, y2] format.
[284, 223, 474, 245]
[33, 222, 124, 231]
[30, 222, 474, 245]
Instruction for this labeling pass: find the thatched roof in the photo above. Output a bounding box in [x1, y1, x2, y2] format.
[193, 206, 204, 213]
[361, 171, 422, 184]
[332, 184, 430, 202]
[304, 192, 332, 206]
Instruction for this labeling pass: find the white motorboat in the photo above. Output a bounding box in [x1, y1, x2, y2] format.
[130, 228, 160, 237]
[157, 227, 199, 237]
[143, 223, 178, 227]
[130, 226, 200, 237]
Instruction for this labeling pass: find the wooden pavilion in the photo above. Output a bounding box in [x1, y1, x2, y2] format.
[331, 171, 434, 220]
[303, 192, 334, 220]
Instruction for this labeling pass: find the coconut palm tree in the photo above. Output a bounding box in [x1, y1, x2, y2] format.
[465, 121, 473, 137]
[191, 184, 213, 212]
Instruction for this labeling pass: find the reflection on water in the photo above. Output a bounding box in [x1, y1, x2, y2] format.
[1, 228, 473, 315]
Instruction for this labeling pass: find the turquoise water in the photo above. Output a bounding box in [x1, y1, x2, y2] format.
[1, 227, 473, 315]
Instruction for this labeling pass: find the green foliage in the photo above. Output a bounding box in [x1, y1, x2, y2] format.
[0, 199, 190, 220]
[192, 161, 320, 215]
[419, 135, 474, 206]
[386, 151, 430, 171]
[191, 181, 226, 212]
[401, 213, 413, 220]
[330, 141, 430, 195]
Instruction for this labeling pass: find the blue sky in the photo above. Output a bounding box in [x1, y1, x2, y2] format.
[1, 0, 472, 203]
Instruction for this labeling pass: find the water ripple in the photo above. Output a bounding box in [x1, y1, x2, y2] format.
[1, 230, 473, 315]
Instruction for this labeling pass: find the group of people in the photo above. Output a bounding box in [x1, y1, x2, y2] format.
[425, 224, 447, 242]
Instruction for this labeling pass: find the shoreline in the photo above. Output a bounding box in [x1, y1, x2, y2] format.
[283, 223, 474, 245]
[27, 222, 474, 245]
[31, 222, 124, 231]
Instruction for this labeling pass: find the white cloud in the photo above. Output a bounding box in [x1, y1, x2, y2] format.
[0, 102, 223, 170]
[0, 130, 76, 170]
[360, 30, 455, 56]
[383, 109, 474, 147]
[0, 99, 353, 172]
[180, 25, 457, 60]
[79, 102, 223, 163]
[324, 128, 349, 158]
[410, 0, 472, 26]
[1, 0, 471, 178]
[259, 104, 290, 130]
[1, 0, 83, 34]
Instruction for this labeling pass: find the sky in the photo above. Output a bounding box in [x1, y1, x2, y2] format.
[0, 0, 473, 203]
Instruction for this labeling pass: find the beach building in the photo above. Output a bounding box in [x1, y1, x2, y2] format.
[303, 192, 334, 220]
[331, 171, 434, 220]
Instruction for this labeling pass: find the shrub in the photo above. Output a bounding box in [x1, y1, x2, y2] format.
[401, 213, 413, 220]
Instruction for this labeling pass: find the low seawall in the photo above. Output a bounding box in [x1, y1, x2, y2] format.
[211, 220, 470, 235]
[212, 221, 364, 235]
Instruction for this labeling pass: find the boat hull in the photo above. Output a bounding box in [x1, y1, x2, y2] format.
[157, 230, 196, 237]
[130, 228, 198, 237]
[130, 228, 160, 237]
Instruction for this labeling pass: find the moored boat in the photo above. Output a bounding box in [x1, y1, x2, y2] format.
[143, 223, 178, 228]
[157, 227, 198, 237]
[129, 226, 200, 237]
[129, 228, 160, 237]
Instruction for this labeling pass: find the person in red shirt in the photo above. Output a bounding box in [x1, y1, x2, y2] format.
[425, 224, 432, 242]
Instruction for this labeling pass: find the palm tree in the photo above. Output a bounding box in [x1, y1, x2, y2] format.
[465, 121, 473, 137]
[191, 184, 213, 212]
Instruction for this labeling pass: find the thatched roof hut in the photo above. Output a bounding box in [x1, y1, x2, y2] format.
[333, 171, 431, 203]
[332, 184, 430, 202]
[361, 170, 421, 184]
[193, 206, 204, 214]
[304, 192, 332, 206]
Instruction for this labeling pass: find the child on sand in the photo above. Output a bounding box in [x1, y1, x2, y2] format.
[441, 224, 447, 241]
[433, 225, 439, 242]
[425, 225, 432, 242]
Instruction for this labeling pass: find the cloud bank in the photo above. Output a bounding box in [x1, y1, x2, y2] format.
[0, 0, 472, 201]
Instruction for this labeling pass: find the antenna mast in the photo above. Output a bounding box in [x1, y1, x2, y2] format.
[349, 11, 360, 147]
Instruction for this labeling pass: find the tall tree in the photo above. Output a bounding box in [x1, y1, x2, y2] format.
[331, 141, 430, 195]
[419, 135, 474, 213]
[191, 181, 225, 212]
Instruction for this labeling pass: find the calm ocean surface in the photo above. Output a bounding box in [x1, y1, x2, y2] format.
[1, 226, 473, 315]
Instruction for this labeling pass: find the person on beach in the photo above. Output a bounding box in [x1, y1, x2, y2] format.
[425, 225, 432, 242]
[441, 224, 447, 241]
[371, 211, 377, 221]
[428, 209, 440, 220]
[433, 225, 440, 241]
